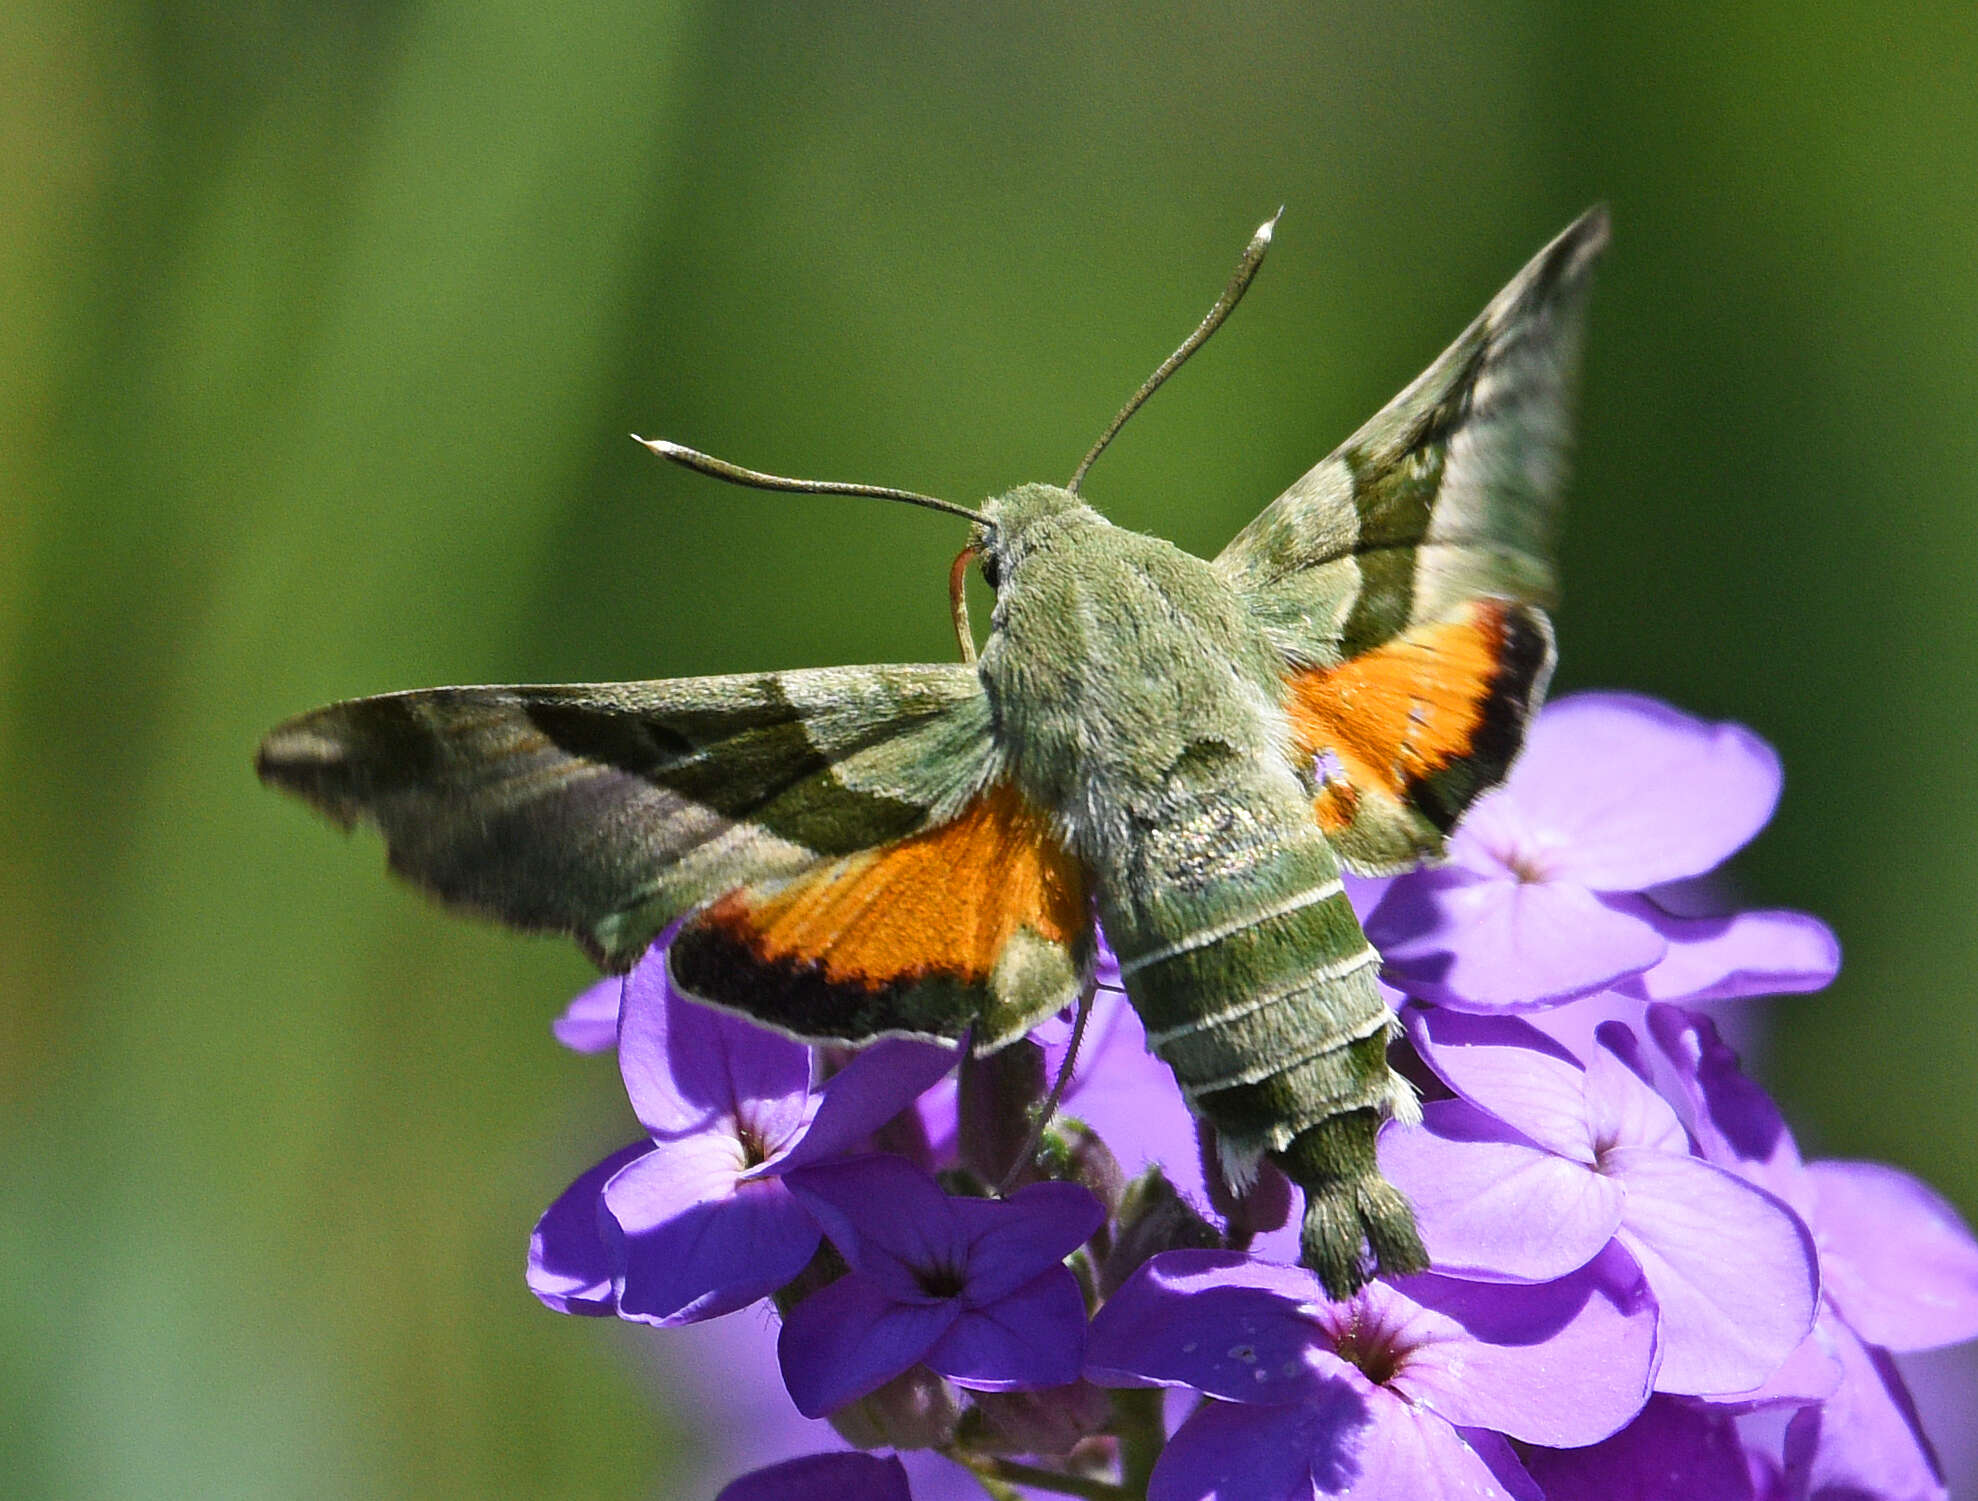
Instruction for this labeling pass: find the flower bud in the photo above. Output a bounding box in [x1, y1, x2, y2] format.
[957, 1039, 1048, 1185]
[827, 1364, 965, 1452]
[1197, 1119, 1291, 1246]
[1035, 1118, 1126, 1219]
[1098, 1166, 1221, 1297]
[962, 1380, 1114, 1457]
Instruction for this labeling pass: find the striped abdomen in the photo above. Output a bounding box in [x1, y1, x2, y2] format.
[1098, 758, 1426, 1297]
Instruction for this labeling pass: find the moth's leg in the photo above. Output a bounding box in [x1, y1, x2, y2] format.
[993, 978, 1098, 1196]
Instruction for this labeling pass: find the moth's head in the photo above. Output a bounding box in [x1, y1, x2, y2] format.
[973, 484, 1098, 587]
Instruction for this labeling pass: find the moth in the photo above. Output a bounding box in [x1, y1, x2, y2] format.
[259, 208, 1607, 1297]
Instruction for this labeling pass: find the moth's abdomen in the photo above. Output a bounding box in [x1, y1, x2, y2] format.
[1100, 757, 1426, 1299]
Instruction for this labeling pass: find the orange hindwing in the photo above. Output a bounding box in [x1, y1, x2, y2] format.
[668, 780, 1091, 1046]
[1285, 598, 1552, 868]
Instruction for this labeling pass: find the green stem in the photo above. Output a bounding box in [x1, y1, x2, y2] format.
[954, 1454, 1134, 1500]
[1112, 1388, 1167, 1496]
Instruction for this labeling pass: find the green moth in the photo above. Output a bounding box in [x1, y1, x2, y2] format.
[258, 209, 1607, 1296]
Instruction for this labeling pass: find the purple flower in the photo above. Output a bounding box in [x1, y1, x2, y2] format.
[551, 973, 620, 1054]
[1522, 1395, 1764, 1500]
[778, 1153, 1102, 1418]
[1364, 693, 1837, 1011]
[528, 947, 955, 1324]
[714, 1452, 912, 1501]
[649, 1304, 1001, 1501]
[1651, 1005, 1978, 1494]
[1085, 1248, 1656, 1500]
[1378, 1006, 1818, 1394]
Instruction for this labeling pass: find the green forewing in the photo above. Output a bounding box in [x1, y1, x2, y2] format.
[256, 663, 998, 969]
[1214, 207, 1607, 668]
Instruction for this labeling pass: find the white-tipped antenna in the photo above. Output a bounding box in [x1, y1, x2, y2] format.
[635, 436, 990, 527]
[1068, 208, 1283, 495]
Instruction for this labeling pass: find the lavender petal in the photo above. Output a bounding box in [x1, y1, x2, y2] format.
[1405, 1007, 1598, 1162]
[1609, 1148, 1818, 1394]
[1389, 1249, 1657, 1446]
[526, 1140, 649, 1315]
[603, 1140, 818, 1324]
[1783, 1318, 1947, 1501]
[715, 1452, 913, 1501]
[1624, 900, 1840, 1004]
[948, 1181, 1104, 1305]
[1378, 1101, 1622, 1281]
[924, 1267, 1088, 1391]
[551, 975, 622, 1053]
[1582, 1033, 1688, 1154]
[778, 1272, 961, 1419]
[1460, 692, 1781, 889]
[1646, 1005, 1808, 1213]
[1810, 1159, 1978, 1353]
[771, 1039, 958, 1172]
[1521, 1394, 1759, 1501]
[1085, 1250, 1343, 1405]
[620, 950, 809, 1139]
[1146, 1394, 1362, 1501]
[1371, 867, 1665, 1010]
[783, 1154, 967, 1301]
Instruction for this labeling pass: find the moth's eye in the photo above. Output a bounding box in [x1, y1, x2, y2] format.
[979, 552, 1002, 590]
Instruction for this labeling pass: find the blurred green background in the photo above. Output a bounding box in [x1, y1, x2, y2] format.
[7, 2, 1978, 1496]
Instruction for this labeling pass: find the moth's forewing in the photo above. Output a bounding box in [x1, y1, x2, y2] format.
[1216, 207, 1605, 872]
[256, 664, 1001, 971]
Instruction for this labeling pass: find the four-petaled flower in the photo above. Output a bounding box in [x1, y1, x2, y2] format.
[1365, 693, 1838, 1011]
[1086, 1248, 1657, 1500]
[778, 1153, 1103, 1417]
[1379, 1005, 1819, 1394]
[529, 949, 955, 1323]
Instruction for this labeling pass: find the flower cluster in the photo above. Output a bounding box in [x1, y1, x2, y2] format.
[529, 693, 1978, 1500]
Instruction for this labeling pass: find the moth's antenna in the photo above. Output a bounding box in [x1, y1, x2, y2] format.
[635, 437, 991, 527]
[1068, 208, 1283, 495]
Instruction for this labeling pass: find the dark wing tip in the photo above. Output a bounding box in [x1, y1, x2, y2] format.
[256, 715, 365, 829]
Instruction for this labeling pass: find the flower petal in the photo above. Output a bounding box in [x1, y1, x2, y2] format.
[552, 975, 622, 1053]
[1085, 1250, 1344, 1405]
[1407, 1007, 1597, 1162]
[527, 1140, 649, 1315]
[1149, 1392, 1378, 1501]
[716, 1452, 913, 1501]
[603, 1139, 818, 1324]
[1372, 870, 1666, 1010]
[1333, 1401, 1545, 1501]
[1388, 1249, 1658, 1445]
[1609, 1149, 1818, 1394]
[1521, 1394, 1761, 1501]
[1809, 1159, 1978, 1353]
[778, 1271, 960, 1418]
[1583, 1031, 1687, 1154]
[925, 1266, 1088, 1391]
[1646, 1004, 1808, 1214]
[1378, 1101, 1622, 1281]
[1463, 693, 1781, 889]
[783, 1154, 967, 1301]
[1695, 1322, 1843, 1411]
[950, 1181, 1104, 1305]
[1783, 1318, 1947, 1501]
[620, 949, 810, 1139]
[771, 1039, 958, 1172]
[1624, 900, 1840, 1004]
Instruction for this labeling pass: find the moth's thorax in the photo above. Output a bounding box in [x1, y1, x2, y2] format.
[975, 495, 1296, 864]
